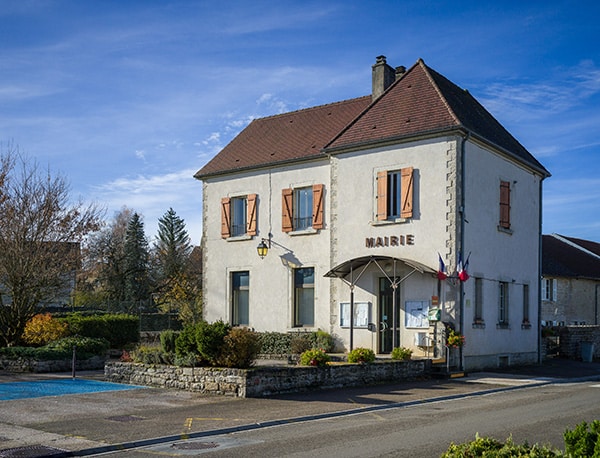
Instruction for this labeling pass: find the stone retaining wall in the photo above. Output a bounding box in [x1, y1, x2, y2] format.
[105, 359, 429, 398]
[558, 325, 600, 360]
[0, 356, 106, 373]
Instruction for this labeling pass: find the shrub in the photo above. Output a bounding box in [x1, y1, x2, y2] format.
[160, 330, 179, 354]
[564, 420, 600, 457]
[131, 346, 172, 365]
[309, 330, 335, 352]
[441, 433, 560, 457]
[195, 320, 230, 365]
[290, 334, 312, 355]
[257, 332, 292, 355]
[299, 348, 330, 367]
[347, 347, 376, 364]
[175, 325, 198, 359]
[46, 336, 110, 359]
[391, 346, 412, 361]
[61, 313, 139, 348]
[218, 328, 261, 368]
[22, 313, 69, 346]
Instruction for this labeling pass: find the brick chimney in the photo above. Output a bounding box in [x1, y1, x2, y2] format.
[372, 55, 395, 101]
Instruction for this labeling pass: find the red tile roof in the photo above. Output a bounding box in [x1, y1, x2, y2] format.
[195, 59, 549, 179]
[195, 97, 370, 178]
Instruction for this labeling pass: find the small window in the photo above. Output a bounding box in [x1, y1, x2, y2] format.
[522, 284, 530, 324]
[498, 281, 509, 326]
[499, 180, 511, 230]
[282, 184, 324, 232]
[221, 194, 257, 239]
[376, 167, 413, 221]
[541, 278, 556, 301]
[294, 267, 314, 327]
[474, 277, 483, 324]
[231, 271, 249, 326]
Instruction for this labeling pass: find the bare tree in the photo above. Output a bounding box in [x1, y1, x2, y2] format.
[0, 145, 104, 346]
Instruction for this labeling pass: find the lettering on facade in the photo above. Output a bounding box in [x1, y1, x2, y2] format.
[365, 234, 415, 248]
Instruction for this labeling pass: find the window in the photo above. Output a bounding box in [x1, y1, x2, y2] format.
[376, 167, 413, 221]
[221, 194, 257, 238]
[474, 277, 483, 324]
[541, 278, 557, 301]
[522, 284, 530, 325]
[231, 271, 249, 326]
[499, 180, 511, 230]
[294, 267, 314, 327]
[498, 281, 509, 326]
[282, 184, 324, 232]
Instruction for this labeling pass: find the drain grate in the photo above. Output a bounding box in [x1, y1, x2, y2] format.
[171, 441, 220, 450]
[106, 415, 144, 422]
[0, 445, 68, 457]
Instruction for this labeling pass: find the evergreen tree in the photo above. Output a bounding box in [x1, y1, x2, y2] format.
[123, 212, 150, 305]
[154, 208, 192, 283]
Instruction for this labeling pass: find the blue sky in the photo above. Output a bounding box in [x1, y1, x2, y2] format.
[1, 0, 599, 245]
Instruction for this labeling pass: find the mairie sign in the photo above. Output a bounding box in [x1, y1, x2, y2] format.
[365, 234, 415, 248]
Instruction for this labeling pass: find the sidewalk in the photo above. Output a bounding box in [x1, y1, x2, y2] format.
[1, 358, 600, 456]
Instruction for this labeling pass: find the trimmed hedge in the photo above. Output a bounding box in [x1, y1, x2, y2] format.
[60, 313, 139, 348]
[0, 336, 109, 361]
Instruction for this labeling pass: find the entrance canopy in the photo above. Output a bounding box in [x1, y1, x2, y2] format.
[324, 255, 435, 280]
[324, 255, 436, 351]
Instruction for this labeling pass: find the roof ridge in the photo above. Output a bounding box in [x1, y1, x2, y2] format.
[418, 59, 462, 126]
[551, 233, 600, 261]
[257, 95, 370, 121]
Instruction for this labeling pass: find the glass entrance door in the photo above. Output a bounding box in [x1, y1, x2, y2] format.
[378, 277, 400, 353]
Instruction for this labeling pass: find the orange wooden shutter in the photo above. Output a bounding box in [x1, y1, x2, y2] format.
[312, 184, 324, 229]
[500, 180, 511, 229]
[221, 197, 231, 238]
[282, 188, 293, 232]
[247, 194, 257, 236]
[400, 167, 414, 218]
[376, 170, 387, 221]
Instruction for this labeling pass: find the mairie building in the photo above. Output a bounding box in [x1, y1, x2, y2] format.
[195, 56, 550, 371]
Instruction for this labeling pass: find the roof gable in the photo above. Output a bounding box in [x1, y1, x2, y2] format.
[327, 59, 548, 175]
[195, 96, 370, 178]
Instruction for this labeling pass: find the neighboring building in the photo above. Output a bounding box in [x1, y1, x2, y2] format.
[195, 56, 550, 371]
[541, 234, 600, 326]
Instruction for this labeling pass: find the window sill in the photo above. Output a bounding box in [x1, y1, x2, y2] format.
[371, 218, 409, 226]
[497, 225, 513, 235]
[472, 322, 486, 329]
[521, 323, 532, 330]
[289, 228, 318, 236]
[496, 323, 510, 329]
[226, 234, 253, 242]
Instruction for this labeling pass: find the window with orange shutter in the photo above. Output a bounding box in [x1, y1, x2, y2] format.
[376, 167, 414, 221]
[221, 194, 258, 238]
[499, 180, 511, 229]
[282, 184, 325, 232]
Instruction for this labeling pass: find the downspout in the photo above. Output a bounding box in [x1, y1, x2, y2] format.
[459, 131, 470, 371]
[537, 178, 543, 363]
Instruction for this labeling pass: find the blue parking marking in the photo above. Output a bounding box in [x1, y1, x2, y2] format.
[0, 378, 144, 401]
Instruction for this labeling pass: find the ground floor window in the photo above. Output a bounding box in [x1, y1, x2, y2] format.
[231, 271, 249, 326]
[498, 281, 509, 327]
[474, 277, 483, 324]
[294, 267, 314, 326]
[522, 284, 530, 324]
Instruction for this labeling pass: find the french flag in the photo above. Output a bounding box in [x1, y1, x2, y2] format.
[458, 252, 470, 282]
[437, 254, 448, 280]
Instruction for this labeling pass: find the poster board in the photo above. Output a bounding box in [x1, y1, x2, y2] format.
[405, 300, 430, 329]
[340, 302, 371, 328]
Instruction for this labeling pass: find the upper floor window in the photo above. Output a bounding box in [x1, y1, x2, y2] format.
[499, 180, 511, 230]
[282, 184, 324, 232]
[541, 278, 556, 301]
[221, 194, 257, 239]
[376, 167, 413, 221]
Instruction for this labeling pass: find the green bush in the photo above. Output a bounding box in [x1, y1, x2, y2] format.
[441, 434, 560, 457]
[160, 330, 179, 354]
[175, 325, 198, 359]
[310, 329, 335, 352]
[46, 336, 110, 358]
[131, 346, 172, 365]
[61, 313, 139, 348]
[347, 347, 376, 364]
[564, 420, 600, 457]
[391, 346, 412, 361]
[195, 320, 230, 365]
[299, 348, 331, 367]
[0, 337, 109, 361]
[290, 334, 312, 355]
[218, 328, 261, 368]
[257, 332, 292, 355]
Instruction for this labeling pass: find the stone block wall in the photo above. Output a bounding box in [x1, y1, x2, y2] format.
[558, 325, 600, 360]
[0, 356, 106, 373]
[105, 359, 428, 398]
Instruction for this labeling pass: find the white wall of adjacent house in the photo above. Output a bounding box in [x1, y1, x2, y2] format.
[461, 140, 542, 369]
[201, 160, 332, 333]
